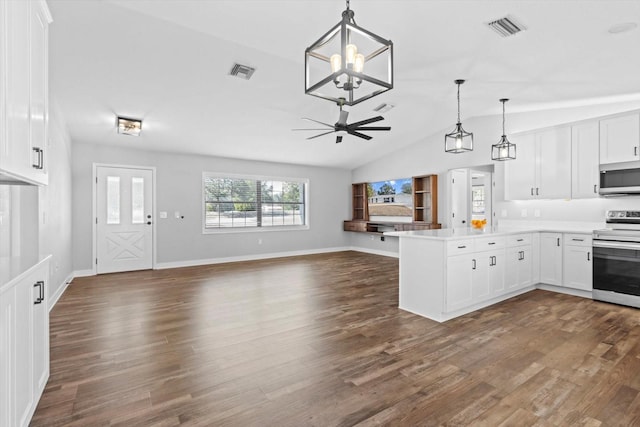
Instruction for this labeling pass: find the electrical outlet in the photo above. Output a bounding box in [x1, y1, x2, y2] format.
[258, 239, 262, 245]
[174, 211, 180, 219]
[501, 209, 507, 218]
[159, 211, 167, 219]
[534, 209, 541, 218]
[521, 209, 528, 218]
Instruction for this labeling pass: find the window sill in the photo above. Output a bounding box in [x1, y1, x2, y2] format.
[202, 225, 310, 235]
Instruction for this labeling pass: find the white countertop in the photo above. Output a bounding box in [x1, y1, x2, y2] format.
[0, 254, 50, 292]
[385, 222, 602, 241]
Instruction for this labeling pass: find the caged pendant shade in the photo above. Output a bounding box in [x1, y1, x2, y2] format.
[491, 98, 516, 161]
[304, 0, 393, 106]
[445, 80, 473, 153]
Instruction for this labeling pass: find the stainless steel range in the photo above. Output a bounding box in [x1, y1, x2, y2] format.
[592, 210, 640, 308]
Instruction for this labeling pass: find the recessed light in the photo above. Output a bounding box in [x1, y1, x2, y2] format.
[117, 116, 142, 136]
[608, 22, 638, 34]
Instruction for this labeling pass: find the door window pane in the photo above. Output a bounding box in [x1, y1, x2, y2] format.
[131, 177, 144, 224]
[107, 176, 120, 224]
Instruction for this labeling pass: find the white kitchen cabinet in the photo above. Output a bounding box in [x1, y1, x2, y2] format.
[505, 234, 533, 292]
[504, 127, 571, 200]
[446, 253, 474, 312]
[539, 232, 563, 286]
[0, 257, 50, 427]
[0, 0, 51, 185]
[600, 113, 640, 165]
[563, 234, 592, 291]
[571, 121, 600, 198]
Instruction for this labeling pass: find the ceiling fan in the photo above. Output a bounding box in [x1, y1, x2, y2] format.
[293, 102, 391, 143]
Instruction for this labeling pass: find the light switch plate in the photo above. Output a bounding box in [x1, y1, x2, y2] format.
[159, 211, 167, 219]
[521, 209, 528, 218]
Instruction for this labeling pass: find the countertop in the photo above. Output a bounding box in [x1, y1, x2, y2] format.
[0, 254, 50, 292]
[385, 221, 603, 241]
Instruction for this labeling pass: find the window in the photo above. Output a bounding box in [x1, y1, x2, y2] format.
[203, 173, 307, 231]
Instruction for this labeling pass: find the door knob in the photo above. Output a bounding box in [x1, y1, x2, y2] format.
[146, 221, 152, 225]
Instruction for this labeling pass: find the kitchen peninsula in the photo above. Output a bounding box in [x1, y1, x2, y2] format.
[387, 224, 596, 322]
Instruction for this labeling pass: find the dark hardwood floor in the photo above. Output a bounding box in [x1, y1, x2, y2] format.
[32, 251, 640, 426]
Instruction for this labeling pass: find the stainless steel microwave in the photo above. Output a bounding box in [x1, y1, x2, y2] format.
[600, 168, 640, 195]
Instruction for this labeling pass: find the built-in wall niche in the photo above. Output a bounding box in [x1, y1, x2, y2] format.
[448, 165, 494, 229]
[367, 178, 413, 223]
[0, 185, 39, 261]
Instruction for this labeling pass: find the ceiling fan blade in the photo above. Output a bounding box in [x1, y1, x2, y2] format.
[347, 129, 373, 140]
[336, 135, 343, 144]
[348, 116, 384, 127]
[306, 130, 336, 140]
[337, 110, 349, 126]
[292, 128, 335, 131]
[302, 117, 334, 128]
[351, 126, 391, 131]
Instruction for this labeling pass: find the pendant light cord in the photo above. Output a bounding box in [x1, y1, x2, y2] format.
[502, 100, 505, 136]
[457, 82, 461, 123]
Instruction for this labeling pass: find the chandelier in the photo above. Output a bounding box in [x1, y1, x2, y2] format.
[491, 98, 516, 161]
[444, 79, 473, 153]
[304, 0, 393, 106]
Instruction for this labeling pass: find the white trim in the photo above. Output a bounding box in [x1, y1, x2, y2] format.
[73, 269, 95, 278]
[348, 246, 399, 258]
[155, 247, 352, 270]
[93, 163, 157, 274]
[48, 272, 73, 312]
[536, 283, 593, 299]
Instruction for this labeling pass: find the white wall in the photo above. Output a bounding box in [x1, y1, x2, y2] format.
[72, 143, 352, 272]
[350, 100, 640, 253]
[40, 102, 74, 303]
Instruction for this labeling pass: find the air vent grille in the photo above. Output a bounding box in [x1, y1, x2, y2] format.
[487, 15, 526, 37]
[230, 63, 256, 80]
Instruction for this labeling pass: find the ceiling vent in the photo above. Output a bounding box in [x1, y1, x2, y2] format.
[230, 63, 256, 80]
[487, 15, 526, 37]
[373, 103, 395, 113]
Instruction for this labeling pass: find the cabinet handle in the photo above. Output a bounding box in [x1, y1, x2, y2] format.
[531, 188, 534, 196]
[32, 147, 44, 170]
[488, 242, 496, 245]
[472, 259, 476, 270]
[536, 188, 539, 196]
[572, 238, 584, 242]
[458, 245, 466, 249]
[493, 256, 497, 265]
[635, 147, 638, 157]
[587, 252, 591, 261]
[594, 184, 598, 193]
[33, 281, 44, 304]
[517, 238, 524, 242]
[557, 237, 560, 247]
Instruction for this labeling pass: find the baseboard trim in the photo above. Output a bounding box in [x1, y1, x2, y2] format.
[48, 273, 74, 312]
[348, 246, 399, 258]
[536, 283, 593, 299]
[73, 269, 95, 278]
[154, 247, 353, 270]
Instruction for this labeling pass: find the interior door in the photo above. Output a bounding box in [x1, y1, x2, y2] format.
[450, 169, 469, 228]
[96, 166, 153, 274]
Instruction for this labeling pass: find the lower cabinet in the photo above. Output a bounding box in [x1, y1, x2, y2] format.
[505, 244, 533, 291]
[563, 234, 593, 291]
[539, 232, 563, 286]
[0, 257, 50, 427]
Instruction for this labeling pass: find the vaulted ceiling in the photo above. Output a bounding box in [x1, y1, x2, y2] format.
[48, 0, 640, 169]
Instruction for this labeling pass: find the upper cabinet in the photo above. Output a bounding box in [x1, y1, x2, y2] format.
[571, 121, 600, 198]
[599, 112, 640, 166]
[0, 0, 51, 185]
[504, 127, 571, 200]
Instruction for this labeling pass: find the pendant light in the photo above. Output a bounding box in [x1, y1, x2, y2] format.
[445, 79, 473, 153]
[304, 0, 393, 106]
[491, 98, 516, 161]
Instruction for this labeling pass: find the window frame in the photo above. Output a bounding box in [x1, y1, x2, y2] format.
[202, 172, 310, 234]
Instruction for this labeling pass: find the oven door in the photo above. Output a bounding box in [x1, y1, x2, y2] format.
[593, 240, 640, 298]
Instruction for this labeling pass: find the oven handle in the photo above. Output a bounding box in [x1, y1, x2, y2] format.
[593, 240, 640, 250]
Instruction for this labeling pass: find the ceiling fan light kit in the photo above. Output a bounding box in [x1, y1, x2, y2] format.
[445, 79, 474, 153]
[117, 116, 142, 136]
[304, 0, 393, 106]
[491, 98, 516, 161]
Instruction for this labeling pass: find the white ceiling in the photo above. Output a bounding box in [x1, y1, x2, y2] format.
[47, 0, 640, 169]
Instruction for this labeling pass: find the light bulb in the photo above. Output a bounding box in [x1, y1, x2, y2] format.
[354, 53, 365, 73]
[500, 146, 508, 158]
[345, 44, 357, 65]
[455, 136, 462, 149]
[330, 54, 341, 73]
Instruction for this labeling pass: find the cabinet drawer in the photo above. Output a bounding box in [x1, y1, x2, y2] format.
[343, 221, 367, 232]
[564, 233, 592, 247]
[475, 236, 506, 251]
[447, 239, 475, 255]
[507, 233, 531, 247]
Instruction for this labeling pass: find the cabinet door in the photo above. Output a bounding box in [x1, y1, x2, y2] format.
[537, 127, 572, 199]
[446, 254, 473, 312]
[571, 122, 600, 198]
[14, 275, 35, 427]
[32, 274, 49, 399]
[505, 247, 520, 291]
[504, 133, 537, 200]
[600, 113, 640, 165]
[472, 254, 491, 301]
[563, 245, 592, 291]
[518, 246, 533, 288]
[28, 1, 49, 183]
[488, 251, 505, 296]
[539, 233, 563, 285]
[3, 0, 31, 178]
[0, 287, 16, 427]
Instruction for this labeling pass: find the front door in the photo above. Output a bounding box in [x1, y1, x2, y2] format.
[96, 166, 153, 274]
